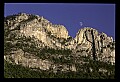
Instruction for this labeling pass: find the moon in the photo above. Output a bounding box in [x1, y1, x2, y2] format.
[80, 22, 83, 26]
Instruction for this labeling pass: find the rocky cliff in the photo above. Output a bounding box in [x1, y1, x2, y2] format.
[4, 13, 69, 49]
[75, 27, 115, 64]
[4, 13, 115, 78]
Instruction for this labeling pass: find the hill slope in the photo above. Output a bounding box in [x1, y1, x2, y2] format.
[4, 13, 115, 78]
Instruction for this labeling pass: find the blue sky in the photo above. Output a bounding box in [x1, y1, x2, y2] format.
[4, 3, 115, 39]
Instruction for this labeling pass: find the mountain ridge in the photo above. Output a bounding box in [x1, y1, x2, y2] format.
[4, 13, 115, 78]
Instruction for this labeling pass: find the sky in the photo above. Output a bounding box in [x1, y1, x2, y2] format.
[4, 3, 115, 39]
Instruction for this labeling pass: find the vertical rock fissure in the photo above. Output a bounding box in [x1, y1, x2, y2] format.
[85, 30, 96, 61]
[91, 30, 96, 61]
[100, 35, 103, 53]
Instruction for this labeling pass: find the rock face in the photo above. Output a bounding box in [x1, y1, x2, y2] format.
[4, 49, 53, 70]
[75, 27, 115, 64]
[4, 13, 69, 49]
[4, 13, 115, 72]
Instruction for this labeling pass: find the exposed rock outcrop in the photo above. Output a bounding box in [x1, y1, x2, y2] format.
[74, 27, 115, 64]
[4, 13, 115, 73]
[4, 13, 69, 49]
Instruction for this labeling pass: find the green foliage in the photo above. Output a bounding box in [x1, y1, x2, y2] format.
[4, 29, 115, 79]
[4, 42, 14, 55]
[66, 36, 72, 41]
[36, 48, 73, 64]
[4, 56, 115, 79]
[4, 60, 48, 78]
[40, 48, 72, 55]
